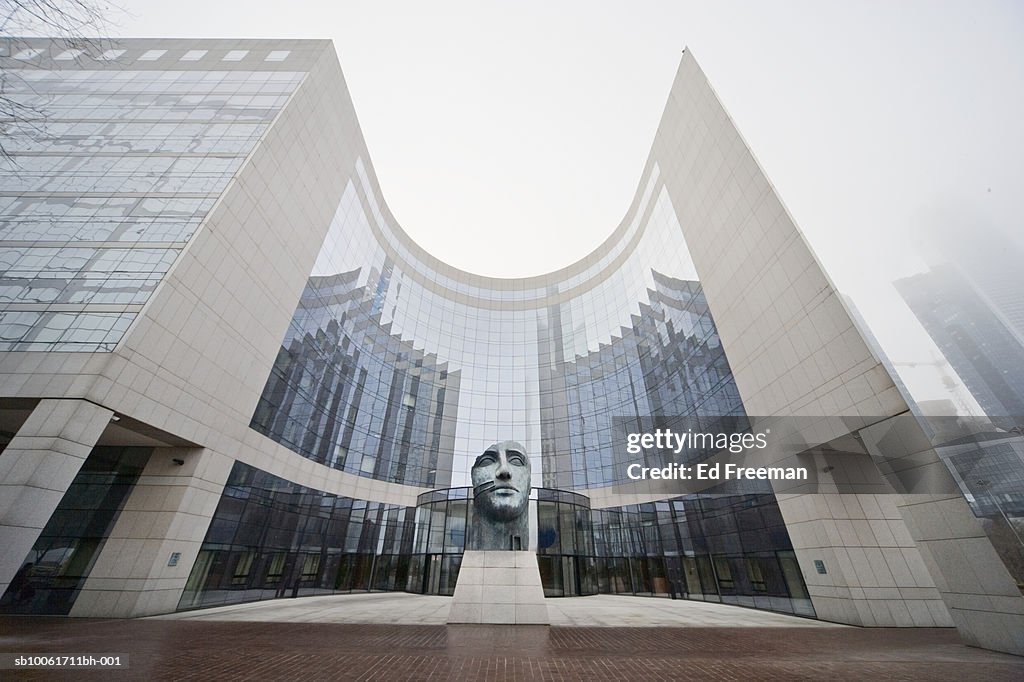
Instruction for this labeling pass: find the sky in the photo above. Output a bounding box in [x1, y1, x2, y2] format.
[75, 1, 1024, 406]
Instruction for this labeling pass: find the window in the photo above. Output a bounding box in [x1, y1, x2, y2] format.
[746, 557, 768, 592]
[713, 555, 734, 590]
[180, 50, 208, 62]
[300, 554, 320, 582]
[138, 49, 166, 61]
[265, 50, 290, 62]
[223, 50, 249, 61]
[265, 553, 286, 584]
[231, 552, 254, 586]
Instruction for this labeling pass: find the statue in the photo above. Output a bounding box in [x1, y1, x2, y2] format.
[469, 440, 531, 550]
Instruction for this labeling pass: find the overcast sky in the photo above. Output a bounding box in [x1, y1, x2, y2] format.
[98, 1, 1024, 406]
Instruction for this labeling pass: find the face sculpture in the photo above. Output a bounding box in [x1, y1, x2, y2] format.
[471, 440, 531, 522]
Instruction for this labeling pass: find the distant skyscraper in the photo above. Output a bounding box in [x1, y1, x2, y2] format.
[927, 220, 1024, 347]
[896, 264, 1024, 421]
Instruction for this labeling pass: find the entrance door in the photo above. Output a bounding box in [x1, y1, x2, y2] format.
[424, 554, 442, 594]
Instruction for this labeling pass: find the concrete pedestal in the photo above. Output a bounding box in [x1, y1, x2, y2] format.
[447, 551, 549, 625]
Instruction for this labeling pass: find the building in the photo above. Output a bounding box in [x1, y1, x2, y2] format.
[896, 264, 1024, 423]
[845, 294, 1024, 602]
[894, 255, 1024, 602]
[1, 38, 1022, 655]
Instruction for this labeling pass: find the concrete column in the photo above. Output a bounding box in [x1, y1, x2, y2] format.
[69, 446, 234, 618]
[0, 399, 113, 594]
[895, 494, 1024, 654]
[859, 418, 1024, 656]
[775, 492, 952, 627]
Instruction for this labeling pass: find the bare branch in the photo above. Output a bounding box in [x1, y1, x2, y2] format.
[0, 1, 125, 162]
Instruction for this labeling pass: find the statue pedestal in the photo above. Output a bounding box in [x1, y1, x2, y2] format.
[447, 551, 549, 625]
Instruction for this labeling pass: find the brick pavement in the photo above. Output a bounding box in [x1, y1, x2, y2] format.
[2, 618, 1022, 681]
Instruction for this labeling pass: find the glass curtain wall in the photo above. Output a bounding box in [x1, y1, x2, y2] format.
[0, 446, 152, 614]
[178, 462, 416, 611]
[184, 471, 812, 617]
[241, 146, 812, 616]
[252, 159, 746, 491]
[0, 66, 304, 351]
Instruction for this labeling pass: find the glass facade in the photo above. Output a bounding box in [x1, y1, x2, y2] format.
[251, 269, 460, 487]
[185, 466, 812, 616]
[0, 64, 304, 351]
[239, 124, 810, 614]
[180, 462, 417, 610]
[0, 446, 151, 614]
[585, 496, 811, 614]
[252, 161, 744, 490]
[411, 487, 810, 614]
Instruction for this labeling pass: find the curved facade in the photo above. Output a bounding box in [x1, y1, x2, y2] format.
[207, 124, 806, 612]
[250, 157, 741, 491]
[218, 46, 807, 612]
[2, 38, 1023, 655]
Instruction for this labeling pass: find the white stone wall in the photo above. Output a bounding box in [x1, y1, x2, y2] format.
[651, 51, 1023, 652]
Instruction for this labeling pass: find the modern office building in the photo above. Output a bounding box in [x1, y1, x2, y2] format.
[896, 264, 1024, 423]
[0, 38, 1021, 655]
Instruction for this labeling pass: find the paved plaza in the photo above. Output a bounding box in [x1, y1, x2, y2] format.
[152, 593, 842, 628]
[3, 594, 1023, 680]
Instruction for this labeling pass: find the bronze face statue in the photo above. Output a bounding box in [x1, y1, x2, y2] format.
[469, 440, 531, 550]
